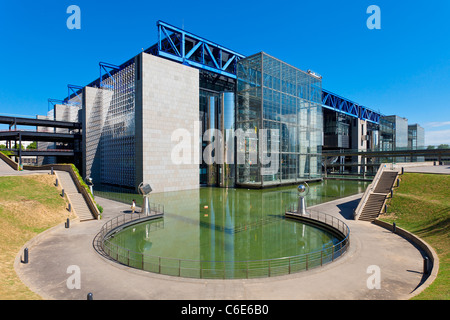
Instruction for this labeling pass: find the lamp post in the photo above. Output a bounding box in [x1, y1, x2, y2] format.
[297, 182, 310, 215]
[85, 176, 94, 196]
[138, 182, 153, 215]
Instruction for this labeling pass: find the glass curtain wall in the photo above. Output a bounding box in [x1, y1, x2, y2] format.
[379, 117, 394, 151]
[236, 52, 323, 187]
[408, 124, 425, 161]
[199, 70, 236, 187]
[99, 62, 136, 189]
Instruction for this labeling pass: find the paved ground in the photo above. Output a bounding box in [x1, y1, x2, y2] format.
[14, 192, 429, 300]
[0, 157, 49, 176]
[404, 165, 450, 175]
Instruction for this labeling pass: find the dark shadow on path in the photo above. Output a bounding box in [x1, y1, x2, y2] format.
[336, 198, 360, 220]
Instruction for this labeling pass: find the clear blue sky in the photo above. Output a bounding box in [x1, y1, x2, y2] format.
[0, 0, 449, 145]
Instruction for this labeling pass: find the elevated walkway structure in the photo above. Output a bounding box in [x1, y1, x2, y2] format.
[323, 148, 450, 180]
[0, 115, 81, 130]
[0, 130, 80, 143]
[0, 114, 81, 167]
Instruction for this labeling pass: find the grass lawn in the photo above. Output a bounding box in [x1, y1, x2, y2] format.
[380, 172, 450, 300]
[0, 174, 75, 299]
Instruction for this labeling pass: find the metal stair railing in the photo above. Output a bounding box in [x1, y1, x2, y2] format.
[353, 164, 386, 220]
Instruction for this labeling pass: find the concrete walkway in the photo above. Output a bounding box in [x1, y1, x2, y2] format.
[0, 156, 49, 176]
[0, 158, 94, 222]
[14, 192, 429, 300]
[404, 165, 450, 175]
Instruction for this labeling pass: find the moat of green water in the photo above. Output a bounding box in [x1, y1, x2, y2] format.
[103, 180, 369, 265]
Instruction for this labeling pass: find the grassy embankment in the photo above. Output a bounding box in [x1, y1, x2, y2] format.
[380, 172, 449, 300]
[0, 174, 75, 299]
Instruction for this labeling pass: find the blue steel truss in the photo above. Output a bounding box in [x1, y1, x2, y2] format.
[150, 20, 246, 79]
[53, 20, 383, 125]
[322, 89, 382, 123]
[48, 98, 65, 111]
[66, 84, 84, 105]
[99, 62, 121, 88]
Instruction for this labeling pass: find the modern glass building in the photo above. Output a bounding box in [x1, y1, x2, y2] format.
[39, 20, 424, 193]
[408, 124, 425, 150]
[408, 123, 425, 161]
[382, 115, 408, 149]
[236, 52, 323, 187]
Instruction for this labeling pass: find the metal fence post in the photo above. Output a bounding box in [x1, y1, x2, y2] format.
[159, 257, 161, 274]
[423, 257, 429, 275]
[288, 257, 291, 274]
[23, 248, 29, 264]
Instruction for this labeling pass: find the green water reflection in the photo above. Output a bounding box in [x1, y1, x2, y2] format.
[106, 180, 368, 263]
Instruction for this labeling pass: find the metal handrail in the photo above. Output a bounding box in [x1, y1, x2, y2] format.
[353, 163, 386, 220]
[99, 207, 350, 279]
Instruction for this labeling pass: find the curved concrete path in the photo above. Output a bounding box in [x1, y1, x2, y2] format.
[14, 192, 430, 300]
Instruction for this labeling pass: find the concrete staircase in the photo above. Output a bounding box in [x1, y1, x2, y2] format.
[56, 171, 95, 221]
[356, 170, 399, 222]
[374, 171, 399, 194]
[358, 193, 389, 222]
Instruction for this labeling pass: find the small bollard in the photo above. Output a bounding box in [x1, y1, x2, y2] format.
[423, 257, 429, 275]
[51, 167, 54, 175]
[55, 178, 58, 187]
[65, 218, 70, 228]
[392, 222, 396, 233]
[87, 292, 93, 300]
[23, 248, 29, 264]
[68, 203, 72, 212]
[61, 189, 65, 197]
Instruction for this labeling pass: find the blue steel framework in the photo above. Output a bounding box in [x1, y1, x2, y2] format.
[146, 20, 246, 79]
[99, 62, 121, 88]
[39, 19, 414, 187]
[47, 98, 65, 112]
[322, 89, 381, 124]
[55, 20, 382, 126]
[66, 84, 84, 105]
[150, 20, 383, 124]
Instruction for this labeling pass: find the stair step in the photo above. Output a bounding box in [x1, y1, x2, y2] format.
[56, 171, 95, 221]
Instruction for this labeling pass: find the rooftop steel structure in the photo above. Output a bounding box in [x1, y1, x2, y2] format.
[322, 89, 382, 124]
[146, 20, 246, 79]
[60, 20, 384, 124]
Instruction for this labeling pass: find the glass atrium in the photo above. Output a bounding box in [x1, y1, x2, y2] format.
[236, 52, 323, 187]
